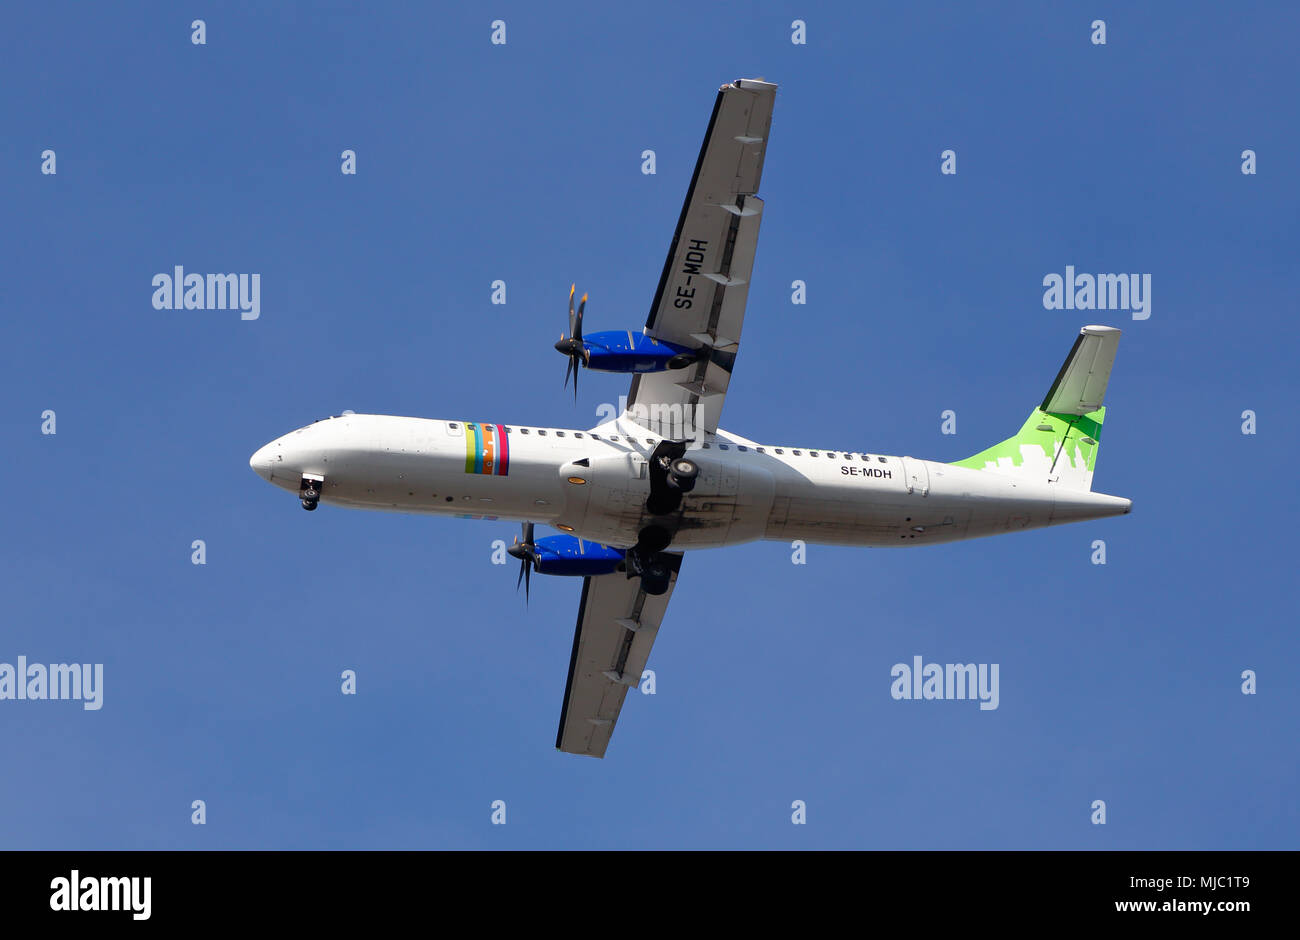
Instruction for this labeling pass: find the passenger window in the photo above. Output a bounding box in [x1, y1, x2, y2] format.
[702, 443, 711, 449]
[793, 450, 802, 456]
[878, 456, 887, 463]
[756, 447, 765, 454]
[556, 431, 565, 437]
[520, 428, 530, 434]
[609, 436, 619, 442]
[738, 445, 748, 452]
[538, 430, 547, 436]
[574, 432, 584, 439]
[719, 444, 729, 450]
[775, 448, 784, 454]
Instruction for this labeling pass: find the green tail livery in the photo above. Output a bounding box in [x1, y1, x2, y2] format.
[952, 326, 1120, 492]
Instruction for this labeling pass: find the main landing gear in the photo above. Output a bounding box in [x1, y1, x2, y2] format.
[628, 440, 698, 594]
[645, 440, 698, 516]
[625, 526, 676, 596]
[299, 473, 324, 512]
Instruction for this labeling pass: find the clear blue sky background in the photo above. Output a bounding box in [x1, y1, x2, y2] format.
[2, 1, 1296, 849]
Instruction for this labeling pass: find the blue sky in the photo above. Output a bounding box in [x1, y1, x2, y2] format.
[2, 1, 1296, 848]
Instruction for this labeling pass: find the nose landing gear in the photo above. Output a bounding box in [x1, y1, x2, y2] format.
[299, 473, 325, 512]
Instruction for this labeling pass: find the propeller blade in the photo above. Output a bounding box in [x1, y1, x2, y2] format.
[574, 293, 586, 342]
[523, 562, 531, 603]
[516, 559, 525, 589]
[557, 287, 590, 400]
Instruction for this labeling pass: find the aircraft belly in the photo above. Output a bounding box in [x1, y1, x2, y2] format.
[567, 454, 777, 550]
[670, 457, 774, 549]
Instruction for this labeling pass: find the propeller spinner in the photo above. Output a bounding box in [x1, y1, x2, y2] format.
[554, 284, 588, 400]
[506, 521, 538, 602]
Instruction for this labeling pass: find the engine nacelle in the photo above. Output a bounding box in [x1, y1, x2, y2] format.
[581, 330, 696, 374]
[532, 535, 625, 577]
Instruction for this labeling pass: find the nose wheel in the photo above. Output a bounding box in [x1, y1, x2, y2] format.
[299, 474, 324, 512]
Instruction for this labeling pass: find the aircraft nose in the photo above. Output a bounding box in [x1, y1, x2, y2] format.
[249, 441, 278, 481]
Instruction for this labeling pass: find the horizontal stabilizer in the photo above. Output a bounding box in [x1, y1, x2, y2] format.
[1041, 325, 1121, 415]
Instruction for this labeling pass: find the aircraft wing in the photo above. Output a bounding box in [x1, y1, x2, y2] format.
[624, 78, 777, 439]
[555, 555, 683, 757]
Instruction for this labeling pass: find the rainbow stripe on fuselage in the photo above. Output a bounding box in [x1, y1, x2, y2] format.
[464, 422, 509, 476]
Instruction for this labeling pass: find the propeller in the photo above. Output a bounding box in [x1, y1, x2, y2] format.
[506, 522, 538, 602]
[554, 284, 588, 400]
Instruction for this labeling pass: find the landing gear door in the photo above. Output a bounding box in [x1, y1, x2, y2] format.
[902, 456, 930, 496]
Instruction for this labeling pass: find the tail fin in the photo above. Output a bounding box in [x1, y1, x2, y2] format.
[951, 326, 1120, 491]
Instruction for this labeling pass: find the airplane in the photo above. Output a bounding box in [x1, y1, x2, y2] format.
[249, 78, 1131, 758]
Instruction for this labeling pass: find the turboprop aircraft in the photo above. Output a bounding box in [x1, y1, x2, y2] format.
[249, 79, 1131, 757]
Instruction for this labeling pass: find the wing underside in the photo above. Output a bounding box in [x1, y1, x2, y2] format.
[626, 79, 777, 439]
[556, 556, 683, 758]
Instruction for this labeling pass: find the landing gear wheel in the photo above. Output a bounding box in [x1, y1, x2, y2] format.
[665, 457, 698, 493]
[641, 563, 671, 596]
[298, 474, 324, 512]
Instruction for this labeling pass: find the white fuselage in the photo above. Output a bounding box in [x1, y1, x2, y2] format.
[249, 414, 1131, 549]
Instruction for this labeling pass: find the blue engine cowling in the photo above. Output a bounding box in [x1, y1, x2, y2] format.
[581, 330, 697, 374]
[533, 535, 625, 577]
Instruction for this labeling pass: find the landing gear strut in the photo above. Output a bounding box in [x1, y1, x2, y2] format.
[299, 474, 324, 512]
